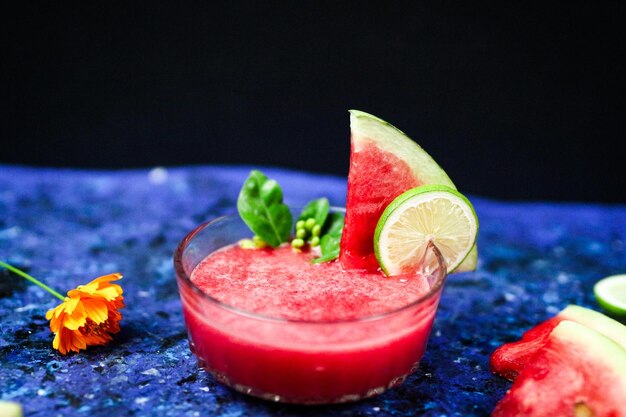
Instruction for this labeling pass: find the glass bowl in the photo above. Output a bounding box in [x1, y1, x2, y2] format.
[174, 209, 447, 404]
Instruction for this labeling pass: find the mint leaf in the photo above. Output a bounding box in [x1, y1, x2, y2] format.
[237, 170, 293, 247]
[312, 212, 344, 263]
[297, 198, 329, 227]
[312, 235, 341, 264]
[322, 211, 344, 237]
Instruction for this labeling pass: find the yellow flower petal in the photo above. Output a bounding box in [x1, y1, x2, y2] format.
[48, 273, 125, 354]
[68, 274, 123, 301]
[81, 299, 110, 324]
[62, 297, 81, 315]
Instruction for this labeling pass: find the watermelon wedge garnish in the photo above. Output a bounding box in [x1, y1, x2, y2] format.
[491, 320, 626, 417]
[490, 304, 626, 381]
[339, 110, 477, 272]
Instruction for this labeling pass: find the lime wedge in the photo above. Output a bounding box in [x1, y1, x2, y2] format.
[594, 274, 626, 316]
[0, 401, 22, 417]
[374, 184, 478, 276]
[455, 244, 478, 272]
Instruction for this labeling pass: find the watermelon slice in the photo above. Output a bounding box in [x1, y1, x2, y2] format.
[339, 110, 477, 272]
[490, 304, 626, 381]
[491, 320, 626, 417]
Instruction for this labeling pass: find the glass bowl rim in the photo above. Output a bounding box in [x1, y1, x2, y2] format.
[174, 208, 448, 325]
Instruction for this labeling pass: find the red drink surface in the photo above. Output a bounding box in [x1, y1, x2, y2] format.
[191, 244, 431, 321]
[179, 243, 444, 404]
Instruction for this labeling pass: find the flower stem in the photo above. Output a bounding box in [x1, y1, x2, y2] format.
[0, 261, 66, 301]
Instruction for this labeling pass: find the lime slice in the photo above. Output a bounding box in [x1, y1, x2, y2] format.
[0, 401, 22, 417]
[594, 274, 626, 316]
[455, 244, 478, 272]
[374, 184, 478, 275]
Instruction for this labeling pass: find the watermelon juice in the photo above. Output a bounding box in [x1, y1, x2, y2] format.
[174, 210, 447, 404]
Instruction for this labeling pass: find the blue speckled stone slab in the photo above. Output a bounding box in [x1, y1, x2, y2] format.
[1, 164, 625, 416]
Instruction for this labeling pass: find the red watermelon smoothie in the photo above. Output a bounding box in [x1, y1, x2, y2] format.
[175, 210, 447, 404]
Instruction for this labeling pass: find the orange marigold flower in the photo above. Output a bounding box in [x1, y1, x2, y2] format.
[45, 273, 124, 355]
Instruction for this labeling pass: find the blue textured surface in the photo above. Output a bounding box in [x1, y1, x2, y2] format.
[1, 164, 625, 417]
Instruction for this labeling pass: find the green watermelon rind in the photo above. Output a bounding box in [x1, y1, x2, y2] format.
[349, 110, 456, 188]
[348, 109, 478, 272]
[552, 320, 626, 375]
[493, 320, 626, 417]
[490, 304, 626, 382]
[559, 304, 626, 349]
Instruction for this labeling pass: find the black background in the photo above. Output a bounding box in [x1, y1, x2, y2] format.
[2, 2, 624, 203]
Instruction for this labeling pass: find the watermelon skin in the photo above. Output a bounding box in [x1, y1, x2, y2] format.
[492, 320, 626, 417]
[490, 305, 626, 381]
[339, 110, 455, 271]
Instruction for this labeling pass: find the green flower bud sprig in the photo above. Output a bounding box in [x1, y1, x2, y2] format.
[236, 170, 344, 263]
[291, 217, 323, 250]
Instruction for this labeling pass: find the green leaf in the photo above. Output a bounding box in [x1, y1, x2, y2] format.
[312, 235, 341, 264]
[322, 212, 344, 237]
[312, 212, 344, 263]
[237, 170, 293, 247]
[297, 198, 329, 226]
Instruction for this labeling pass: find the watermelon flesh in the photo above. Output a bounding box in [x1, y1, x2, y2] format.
[339, 110, 456, 272]
[340, 140, 420, 271]
[490, 304, 626, 381]
[491, 320, 626, 417]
